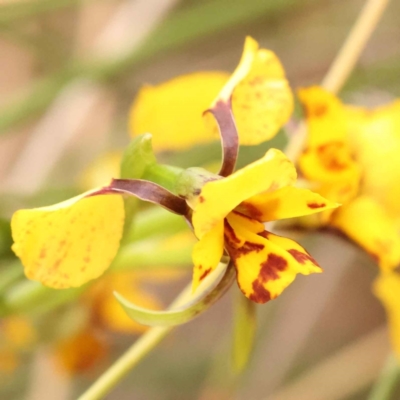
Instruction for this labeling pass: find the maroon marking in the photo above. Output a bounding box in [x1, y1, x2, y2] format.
[240, 241, 264, 255]
[199, 268, 212, 281]
[199, 195, 205, 203]
[258, 230, 269, 239]
[259, 253, 288, 281]
[288, 249, 319, 267]
[238, 202, 263, 219]
[208, 99, 239, 177]
[307, 202, 326, 209]
[224, 220, 241, 244]
[305, 103, 327, 118]
[249, 280, 271, 303]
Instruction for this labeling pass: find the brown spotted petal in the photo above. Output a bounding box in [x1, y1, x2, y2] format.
[224, 212, 321, 304]
[96, 179, 189, 216]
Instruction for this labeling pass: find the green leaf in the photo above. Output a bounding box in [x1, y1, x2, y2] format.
[114, 261, 235, 327]
[232, 291, 257, 373]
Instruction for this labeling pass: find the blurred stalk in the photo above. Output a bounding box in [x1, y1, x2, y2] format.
[367, 354, 400, 400]
[77, 281, 195, 400]
[321, 0, 391, 93]
[285, 0, 391, 162]
[0, 0, 309, 134]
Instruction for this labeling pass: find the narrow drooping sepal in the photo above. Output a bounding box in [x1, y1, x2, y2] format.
[114, 261, 235, 327]
[95, 179, 189, 216]
[207, 99, 239, 177]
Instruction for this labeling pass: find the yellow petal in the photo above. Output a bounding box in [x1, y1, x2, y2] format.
[3, 317, 36, 349]
[331, 196, 400, 270]
[216, 36, 293, 145]
[346, 100, 400, 221]
[225, 213, 321, 303]
[298, 86, 347, 147]
[373, 272, 400, 358]
[299, 141, 361, 187]
[129, 72, 229, 151]
[240, 186, 339, 222]
[192, 148, 296, 238]
[11, 191, 125, 289]
[192, 219, 224, 292]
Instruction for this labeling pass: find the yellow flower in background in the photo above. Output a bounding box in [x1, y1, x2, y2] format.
[189, 148, 338, 303]
[0, 317, 36, 375]
[373, 272, 400, 359]
[130, 36, 293, 150]
[54, 327, 108, 375]
[346, 100, 400, 224]
[298, 86, 400, 270]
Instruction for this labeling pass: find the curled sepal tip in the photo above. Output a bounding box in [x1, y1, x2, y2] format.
[207, 99, 239, 177]
[114, 261, 235, 327]
[95, 179, 189, 216]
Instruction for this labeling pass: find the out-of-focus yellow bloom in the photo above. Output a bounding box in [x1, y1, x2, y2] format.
[299, 86, 400, 270]
[0, 317, 36, 374]
[130, 37, 293, 150]
[346, 101, 400, 224]
[189, 148, 338, 303]
[373, 272, 400, 358]
[54, 327, 108, 374]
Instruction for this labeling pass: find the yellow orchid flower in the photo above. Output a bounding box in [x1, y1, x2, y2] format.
[183, 148, 338, 303]
[0, 317, 36, 375]
[298, 86, 400, 270]
[130, 36, 293, 150]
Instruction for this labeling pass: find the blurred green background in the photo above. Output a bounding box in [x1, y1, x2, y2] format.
[0, 0, 400, 399]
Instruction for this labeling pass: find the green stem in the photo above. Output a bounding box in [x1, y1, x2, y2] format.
[77, 282, 194, 400]
[142, 164, 183, 193]
[368, 354, 400, 400]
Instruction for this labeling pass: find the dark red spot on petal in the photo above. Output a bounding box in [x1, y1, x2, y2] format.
[249, 280, 271, 303]
[259, 253, 288, 282]
[258, 230, 269, 239]
[288, 249, 319, 267]
[199, 195, 205, 203]
[199, 268, 212, 281]
[224, 220, 241, 244]
[237, 202, 263, 219]
[307, 202, 326, 209]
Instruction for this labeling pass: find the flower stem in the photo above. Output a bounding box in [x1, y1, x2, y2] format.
[321, 0, 391, 94]
[367, 354, 400, 400]
[77, 283, 194, 400]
